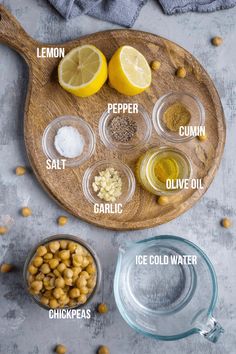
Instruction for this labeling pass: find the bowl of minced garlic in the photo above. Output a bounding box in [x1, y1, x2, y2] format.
[24, 235, 101, 309]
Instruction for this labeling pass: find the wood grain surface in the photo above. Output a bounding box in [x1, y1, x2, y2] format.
[0, 5, 226, 230]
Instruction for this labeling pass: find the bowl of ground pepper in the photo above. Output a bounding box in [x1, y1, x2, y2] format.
[99, 104, 152, 152]
[152, 92, 205, 143]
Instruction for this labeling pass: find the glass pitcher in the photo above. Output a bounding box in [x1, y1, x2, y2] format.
[114, 235, 224, 342]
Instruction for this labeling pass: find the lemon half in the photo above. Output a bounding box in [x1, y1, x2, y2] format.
[108, 45, 152, 96]
[58, 45, 108, 97]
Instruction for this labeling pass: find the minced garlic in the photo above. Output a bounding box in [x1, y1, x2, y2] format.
[92, 167, 122, 202]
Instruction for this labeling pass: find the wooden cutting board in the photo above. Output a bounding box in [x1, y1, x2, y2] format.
[0, 5, 226, 230]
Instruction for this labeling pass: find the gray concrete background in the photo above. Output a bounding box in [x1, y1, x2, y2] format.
[0, 0, 235, 353]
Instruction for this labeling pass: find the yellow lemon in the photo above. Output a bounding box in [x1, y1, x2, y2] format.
[58, 45, 108, 97]
[108, 45, 152, 96]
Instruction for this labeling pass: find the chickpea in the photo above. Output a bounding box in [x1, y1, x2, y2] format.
[53, 287, 64, 299]
[57, 216, 68, 226]
[44, 253, 53, 261]
[80, 287, 89, 295]
[55, 344, 67, 354]
[43, 290, 52, 298]
[87, 277, 96, 288]
[59, 250, 70, 261]
[211, 36, 223, 46]
[69, 288, 80, 298]
[58, 295, 70, 306]
[86, 264, 96, 275]
[28, 264, 38, 275]
[40, 263, 51, 274]
[68, 242, 77, 253]
[157, 196, 169, 206]
[33, 256, 43, 268]
[48, 241, 60, 253]
[49, 259, 59, 270]
[197, 133, 207, 142]
[80, 271, 90, 280]
[36, 245, 47, 257]
[40, 296, 49, 306]
[0, 226, 8, 235]
[221, 218, 232, 228]
[75, 245, 84, 256]
[72, 267, 82, 277]
[31, 281, 43, 293]
[97, 303, 108, 314]
[151, 60, 161, 71]
[35, 272, 45, 281]
[15, 166, 27, 176]
[53, 269, 61, 277]
[57, 263, 66, 273]
[78, 294, 87, 304]
[72, 254, 83, 267]
[62, 259, 71, 267]
[98, 346, 110, 354]
[82, 257, 89, 268]
[21, 207, 32, 217]
[64, 278, 73, 286]
[28, 274, 35, 283]
[55, 277, 65, 288]
[1, 263, 13, 273]
[60, 240, 68, 249]
[68, 299, 77, 307]
[63, 268, 73, 278]
[49, 298, 59, 309]
[176, 66, 186, 78]
[76, 277, 87, 289]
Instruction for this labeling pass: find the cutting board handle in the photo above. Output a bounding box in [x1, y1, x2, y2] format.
[0, 5, 36, 64]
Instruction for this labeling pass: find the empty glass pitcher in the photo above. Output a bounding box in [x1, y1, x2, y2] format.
[114, 235, 224, 342]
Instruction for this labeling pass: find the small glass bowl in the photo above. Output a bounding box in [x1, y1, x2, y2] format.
[82, 159, 136, 205]
[152, 92, 205, 143]
[99, 104, 152, 152]
[23, 234, 101, 310]
[42, 116, 96, 167]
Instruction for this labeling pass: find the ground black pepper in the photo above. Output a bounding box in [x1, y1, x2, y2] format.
[108, 115, 137, 143]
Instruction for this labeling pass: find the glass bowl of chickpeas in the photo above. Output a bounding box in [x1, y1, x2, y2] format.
[23, 235, 101, 310]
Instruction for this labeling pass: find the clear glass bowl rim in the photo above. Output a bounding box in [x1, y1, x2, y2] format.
[23, 234, 102, 311]
[152, 92, 205, 143]
[114, 235, 218, 341]
[82, 159, 136, 205]
[42, 115, 96, 167]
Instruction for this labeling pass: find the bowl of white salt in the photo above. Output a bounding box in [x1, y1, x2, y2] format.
[42, 116, 96, 167]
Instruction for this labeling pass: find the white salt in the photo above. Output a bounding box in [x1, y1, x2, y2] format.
[54, 126, 84, 159]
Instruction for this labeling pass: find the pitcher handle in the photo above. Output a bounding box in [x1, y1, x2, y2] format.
[198, 316, 224, 343]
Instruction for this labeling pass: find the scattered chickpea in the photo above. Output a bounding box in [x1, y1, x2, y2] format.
[151, 60, 161, 71]
[211, 36, 223, 47]
[197, 134, 207, 142]
[0, 263, 13, 273]
[55, 344, 67, 354]
[0, 226, 8, 235]
[176, 66, 186, 78]
[15, 166, 26, 176]
[98, 346, 110, 354]
[157, 196, 169, 206]
[57, 216, 68, 226]
[21, 207, 32, 217]
[221, 218, 232, 229]
[97, 303, 108, 314]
